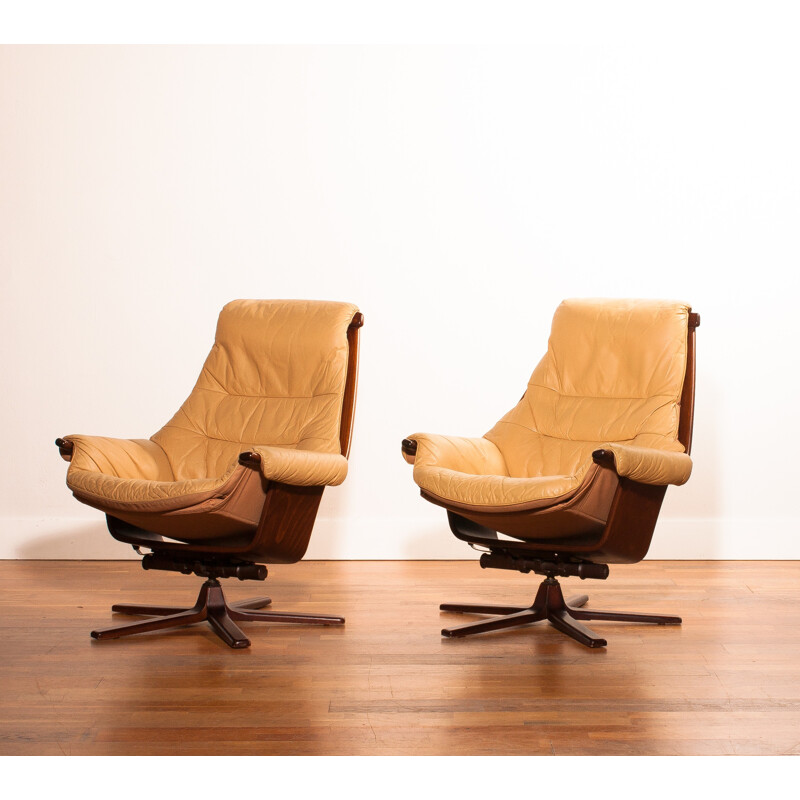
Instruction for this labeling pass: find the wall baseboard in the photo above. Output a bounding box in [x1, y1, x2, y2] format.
[1, 515, 798, 560]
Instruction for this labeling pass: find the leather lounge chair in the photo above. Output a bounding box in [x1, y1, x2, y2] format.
[57, 299, 363, 648]
[402, 299, 698, 648]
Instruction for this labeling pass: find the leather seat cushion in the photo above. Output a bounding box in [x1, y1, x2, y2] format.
[414, 464, 582, 509]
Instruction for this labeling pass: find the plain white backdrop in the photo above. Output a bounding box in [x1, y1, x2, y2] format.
[1, 40, 798, 559]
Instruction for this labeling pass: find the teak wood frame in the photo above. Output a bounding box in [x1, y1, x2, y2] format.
[57, 311, 364, 648]
[402, 311, 699, 648]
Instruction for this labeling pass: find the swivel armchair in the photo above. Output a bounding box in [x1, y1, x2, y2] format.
[402, 299, 697, 648]
[57, 299, 363, 648]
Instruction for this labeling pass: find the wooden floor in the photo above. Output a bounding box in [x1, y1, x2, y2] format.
[2, 559, 799, 755]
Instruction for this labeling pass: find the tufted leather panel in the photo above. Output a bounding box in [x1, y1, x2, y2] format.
[152, 300, 359, 478]
[62, 300, 359, 536]
[409, 299, 691, 509]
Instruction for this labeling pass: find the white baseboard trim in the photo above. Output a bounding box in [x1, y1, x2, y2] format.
[1, 515, 798, 560]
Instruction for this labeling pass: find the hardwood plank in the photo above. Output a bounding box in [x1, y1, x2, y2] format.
[0, 560, 799, 755]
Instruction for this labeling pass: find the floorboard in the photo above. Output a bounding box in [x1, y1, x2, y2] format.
[1, 560, 798, 755]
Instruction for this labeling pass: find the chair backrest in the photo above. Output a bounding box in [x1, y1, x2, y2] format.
[486, 299, 691, 478]
[152, 300, 360, 480]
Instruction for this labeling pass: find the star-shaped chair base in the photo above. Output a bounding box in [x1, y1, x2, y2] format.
[91, 578, 344, 648]
[441, 576, 680, 648]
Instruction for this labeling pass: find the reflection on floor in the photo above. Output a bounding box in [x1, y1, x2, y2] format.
[1, 559, 798, 755]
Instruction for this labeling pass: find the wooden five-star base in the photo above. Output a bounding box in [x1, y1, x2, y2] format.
[440, 576, 681, 648]
[91, 578, 345, 648]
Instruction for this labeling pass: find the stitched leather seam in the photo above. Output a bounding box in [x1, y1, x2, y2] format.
[196, 387, 340, 400]
[156, 425, 303, 446]
[528, 384, 679, 401]
[492, 420, 643, 443]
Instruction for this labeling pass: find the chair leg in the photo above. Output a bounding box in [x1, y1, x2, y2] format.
[440, 602, 528, 615]
[92, 607, 207, 640]
[111, 603, 191, 616]
[570, 607, 682, 625]
[442, 608, 545, 638]
[207, 606, 251, 649]
[547, 609, 607, 648]
[440, 577, 681, 647]
[201, 582, 250, 648]
[228, 608, 345, 626]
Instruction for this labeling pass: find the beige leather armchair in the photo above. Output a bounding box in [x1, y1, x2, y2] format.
[402, 299, 698, 648]
[57, 300, 363, 648]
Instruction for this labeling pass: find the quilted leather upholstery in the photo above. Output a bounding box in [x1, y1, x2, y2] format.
[62, 300, 358, 529]
[409, 299, 692, 509]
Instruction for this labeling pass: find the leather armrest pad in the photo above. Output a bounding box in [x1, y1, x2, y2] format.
[594, 443, 692, 486]
[403, 433, 508, 475]
[59, 435, 174, 481]
[245, 446, 348, 487]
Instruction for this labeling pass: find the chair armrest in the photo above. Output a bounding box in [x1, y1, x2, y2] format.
[55, 435, 174, 481]
[592, 443, 692, 486]
[240, 446, 349, 487]
[402, 433, 507, 476]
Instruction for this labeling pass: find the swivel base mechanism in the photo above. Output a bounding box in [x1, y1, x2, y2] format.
[440, 576, 681, 648]
[91, 578, 345, 649]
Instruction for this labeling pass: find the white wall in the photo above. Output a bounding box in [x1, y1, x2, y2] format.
[1, 43, 798, 560]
